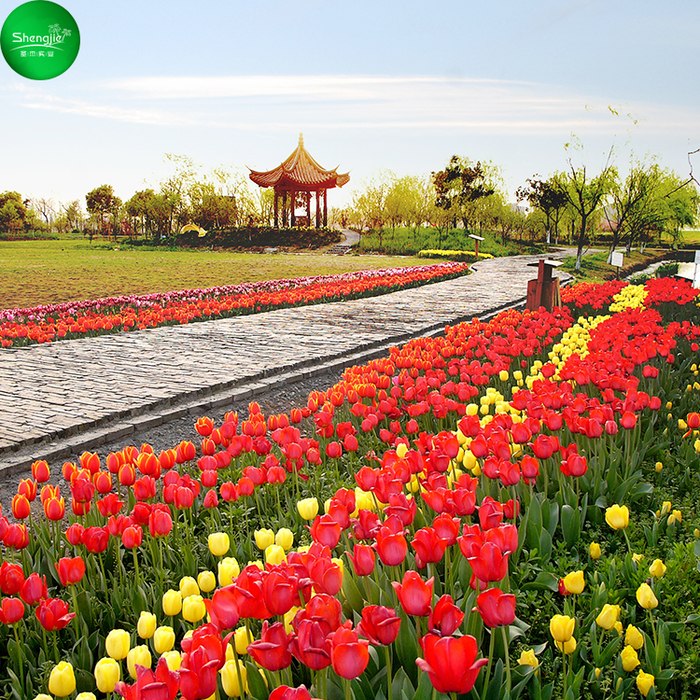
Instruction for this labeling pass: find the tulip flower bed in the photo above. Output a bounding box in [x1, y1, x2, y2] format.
[3, 277, 700, 700]
[0, 263, 469, 348]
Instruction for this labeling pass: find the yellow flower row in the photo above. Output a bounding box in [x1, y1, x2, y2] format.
[609, 284, 647, 313]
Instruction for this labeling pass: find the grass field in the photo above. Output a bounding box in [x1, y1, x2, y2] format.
[561, 248, 665, 283]
[0, 239, 427, 308]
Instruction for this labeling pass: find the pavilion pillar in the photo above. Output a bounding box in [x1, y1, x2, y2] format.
[315, 190, 320, 228]
[306, 192, 311, 226]
[290, 188, 296, 227]
[273, 190, 279, 228]
[323, 189, 328, 227]
[282, 192, 288, 227]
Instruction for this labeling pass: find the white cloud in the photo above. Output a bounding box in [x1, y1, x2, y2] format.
[6, 74, 700, 136]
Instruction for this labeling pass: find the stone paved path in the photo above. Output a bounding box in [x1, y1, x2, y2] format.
[0, 253, 572, 473]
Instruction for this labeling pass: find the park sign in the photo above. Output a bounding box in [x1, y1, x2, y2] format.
[1, 0, 79, 80]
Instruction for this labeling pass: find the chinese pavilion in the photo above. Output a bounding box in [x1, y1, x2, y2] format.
[249, 134, 350, 228]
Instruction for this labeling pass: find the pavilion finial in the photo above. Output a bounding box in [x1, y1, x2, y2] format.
[298, 132, 304, 147]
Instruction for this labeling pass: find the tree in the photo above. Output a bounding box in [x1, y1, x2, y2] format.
[0, 191, 31, 237]
[431, 156, 497, 232]
[86, 184, 122, 239]
[560, 152, 616, 271]
[516, 176, 567, 243]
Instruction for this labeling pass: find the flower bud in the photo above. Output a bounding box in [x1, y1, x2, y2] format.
[154, 626, 176, 654]
[48, 661, 76, 697]
[179, 576, 199, 599]
[127, 644, 151, 679]
[94, 657, 120, 693]
[297, 498, 319, 521]
[589, 542, 602, 560]
[595, 604, 620, 630]
[198, 570, 217, 592]
[275, 528, 294, 551]
[208, 532, 230, 557]
[137, 611, 157, 639]
[636, 583, 658, 610]
[182, 594, 206, 623]
[162, 589, 182, 616]
[105, 628, 131, 660]
[621, 645, 640, 672]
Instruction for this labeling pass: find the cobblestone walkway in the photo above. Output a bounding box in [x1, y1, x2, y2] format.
[0, 253, 572, 473]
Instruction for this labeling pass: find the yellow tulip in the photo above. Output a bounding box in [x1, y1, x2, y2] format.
[589, 542, 602, 560]
[254, 528, 274, 550]
[636, 583, 659, 610]
[218, 557, 241, 586]
[35, 695, 53, 700]
[605, 504, 629, 530]
[283, 607, 300, 634]
[275, 528, 294, 551]
[182, 594, 207, 623]
[549, 614, 575, 642]
[668, 509, 682, 525]
[154, 626, 176, 654]
[625, 624, 644, 650]
[517, 649, 539, 668]
[636, 670, 655, 697]
[94, 657, 120, 693]
[162, 589, 182, 616]
[595, 604, 621, 630]
[614, 621, 623, 636]
[76, 693, 97, 700]
[221, 659, 248, 697]
[621, 645, 640, 672]
[265, 544, 286, 566]
[499, 370, 509, 381]
[179, 576, 200, 598]
[297, 498, 319, 521]
[396, 443, 408, 458]
[127, 644, 152, 679]
[161, 650, 182, 671]
[649, 558, 667, 578]
[562, 570, 585, 594]
[234, 626, 254, 655]
[198, 570, 217, 592]
[48, 661, 76, 697]
[105, 628, 131, 660]
[660, 501, 672, 517]
[137, 611, 157, 639]
[655, 461, 663, 472]
[555, 637, 577, 654]
[208, 532, 231, 557]
[632, 553, 644, 564]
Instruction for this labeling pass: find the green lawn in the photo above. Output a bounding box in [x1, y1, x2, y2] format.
[561, 248, 665, 283]
[0, 239, 427, 308]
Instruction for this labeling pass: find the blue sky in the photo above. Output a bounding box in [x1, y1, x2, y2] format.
[1, 0, 699, 209]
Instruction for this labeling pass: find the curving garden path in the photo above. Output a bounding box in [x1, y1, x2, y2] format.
[0, 253, 573, 475]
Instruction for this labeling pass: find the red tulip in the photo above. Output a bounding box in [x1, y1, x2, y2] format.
[0, 561, 25, 595]
[55, 556, 86, 586]
[115, 656, 179, 700]
[97, 493, 124, 518]
[247, 621, 293, 671]
[428, 594, 464, 636]
[269, 686, 314, 700]
[358, 605, 401, 646]
[65, 523, 84, 545]
[467, 542, 509, 583]
[148, 508, 173, 538]
[17, 478, 37, 501]
[262, 568, 300, 616]
[290, 618, 332, 670]
[35, 597, 75, 631]
[20, 573, 48, 605]
[330, 624, 370, 679]
[309, 514, 342, 548]
[620, 411, 637, 430]
[44, 495, 66, 521]
[478, 497, 504, 530]
[411, 527, 447, 567]
[122, 524, 143, 549]
[309, 557, 343, 596]
[349, 543, 376, 577]
[392, 570, 433, 617]
[205, 586, 240, 630]
[474, 587, 516, 627]
[31, 460, 50, 482]
[83, 526, 109, 554]
[416, 633, 487, 694]
[0, 597, 25, 625]
[375, 526, 408, 567]
[11, 494, 30, 520]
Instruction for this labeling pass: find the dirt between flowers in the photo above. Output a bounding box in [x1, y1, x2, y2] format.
[0, 368, 346, 516]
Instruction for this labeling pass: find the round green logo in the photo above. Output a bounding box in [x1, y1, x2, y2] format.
[1, 1, 79, 80]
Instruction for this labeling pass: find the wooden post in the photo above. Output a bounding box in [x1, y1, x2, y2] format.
[323, 189, 327, 227]
[273, 190, 279, 229]
[291, 188, 296, 227]
[315, 190, 320, 228]
[306, 191, 311, 225]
